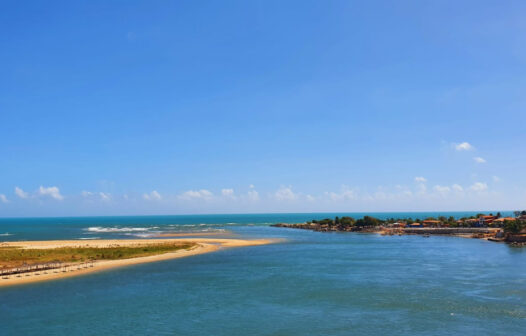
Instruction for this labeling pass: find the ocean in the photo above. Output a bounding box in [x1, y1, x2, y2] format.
[1, 212, 525, 335]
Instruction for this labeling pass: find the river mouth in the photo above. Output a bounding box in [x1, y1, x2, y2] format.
[2, 214, 525, 335]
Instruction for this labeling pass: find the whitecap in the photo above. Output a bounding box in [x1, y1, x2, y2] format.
[126, 233, 154, 238]
[84, 227, 151, 233]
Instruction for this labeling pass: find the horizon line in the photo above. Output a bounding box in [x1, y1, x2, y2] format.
[0, 209, 516, 220]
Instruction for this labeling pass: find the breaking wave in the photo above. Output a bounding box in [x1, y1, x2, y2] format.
[83, 225, 230, 237]
[85, 227, 151, 233]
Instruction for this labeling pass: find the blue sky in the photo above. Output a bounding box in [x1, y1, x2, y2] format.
[1, 1, 526, 216]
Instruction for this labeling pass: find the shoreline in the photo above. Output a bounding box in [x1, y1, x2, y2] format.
[271, 223, 510, 241]
[0, 238, 278, 288]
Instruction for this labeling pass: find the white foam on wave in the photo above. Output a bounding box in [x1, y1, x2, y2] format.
[84, 227, 151, 233]
[78, 237, 100, 240]
[125, 233, 155, 238]
[82, 224, 230, 237]
[0, 232, 13, 236]
[200, 228, 226, 232]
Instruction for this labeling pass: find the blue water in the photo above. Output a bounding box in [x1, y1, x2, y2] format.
[1, 212, 525, 335]
[0, 211, 512, 241]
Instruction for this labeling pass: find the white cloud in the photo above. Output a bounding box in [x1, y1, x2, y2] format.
[15, 186, 29, 199]
[492, 176, 500, 183]
[275, 186, 298, 201]
[414, 178, 427, 194]
[455, 142, 474, 151]
[0, 194, 8, 203]
[473, 157, 486, 163]
[306, 194, 315, 202]
[178, 189, 213, 200]
[247, 190, 259, 201]
[99, 192, 111, 202]
[433, 185, 451, 193]
[82, 191, 111, 201]
[38, 186, 64, 200]
[324, 186, 356, 201]
[221, 188, 234, 197]
[249, 184, 255, 189]
[143, 190, 162, 201]
[452, 184, 463, 192]
[470, 182, 488, 192]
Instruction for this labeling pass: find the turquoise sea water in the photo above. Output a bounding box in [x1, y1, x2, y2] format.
[1, 212, 525, 335]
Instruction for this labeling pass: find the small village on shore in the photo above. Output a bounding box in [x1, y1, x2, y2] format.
[272, 211, 526, 246]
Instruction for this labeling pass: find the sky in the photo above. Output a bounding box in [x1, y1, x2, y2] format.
[1, 1, 526, 217]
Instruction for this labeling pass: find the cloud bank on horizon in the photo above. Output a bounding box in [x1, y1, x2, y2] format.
[1, 1, 525, 216]
[0, 154, 517, 215]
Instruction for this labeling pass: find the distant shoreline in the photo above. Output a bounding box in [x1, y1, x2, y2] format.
[0, 211, 515, 220]
[271, 212, 526, 245]
[272, 223, 526, 245]
[0, 238, 278, 287]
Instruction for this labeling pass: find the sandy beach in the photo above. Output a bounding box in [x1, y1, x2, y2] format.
[0, 238, 278, 287]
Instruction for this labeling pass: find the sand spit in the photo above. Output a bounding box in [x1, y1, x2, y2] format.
[0, 238, 278, 287]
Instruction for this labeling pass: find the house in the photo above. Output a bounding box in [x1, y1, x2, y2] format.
[423, 220, 441, 227]
[493, 217, 516, 226]
[482, 215, 496, 224]
[464, 218, 479, 226]
[409, 222, 422, 228]
[477, 215, 496, 226]
[391, 222, 406, 228]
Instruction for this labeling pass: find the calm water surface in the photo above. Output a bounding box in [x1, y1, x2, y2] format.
[0, 213, 525, 335]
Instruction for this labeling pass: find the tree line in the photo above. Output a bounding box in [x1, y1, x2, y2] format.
[307, 213, 525, 233]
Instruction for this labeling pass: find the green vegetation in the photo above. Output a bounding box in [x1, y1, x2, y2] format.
[309, 215, 381, 229]
[311, 216, 356, 229]
[0, 242, 196, 270]
[503, 220, 525, 234]
[304, 211, 526, 231]
[355, 216, 379, 227]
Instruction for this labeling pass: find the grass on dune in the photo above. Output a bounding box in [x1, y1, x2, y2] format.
[0, 242, 197, 270]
